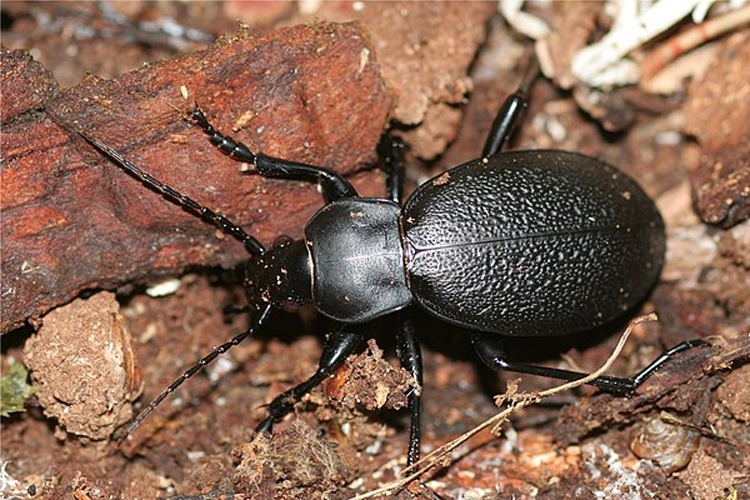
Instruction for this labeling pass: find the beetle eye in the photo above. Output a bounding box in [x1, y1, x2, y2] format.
[273, 235, 293, 248]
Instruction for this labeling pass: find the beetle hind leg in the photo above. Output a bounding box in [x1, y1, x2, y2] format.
[471, 333, 708, 396]
[626, 339, 708, 389]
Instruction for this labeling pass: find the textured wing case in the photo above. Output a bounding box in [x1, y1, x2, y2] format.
[402, 151, 665, 336]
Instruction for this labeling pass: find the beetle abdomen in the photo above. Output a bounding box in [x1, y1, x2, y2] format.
[402, 151, 665, 336]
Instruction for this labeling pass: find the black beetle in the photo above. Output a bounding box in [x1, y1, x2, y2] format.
[82, 63, 703, 466]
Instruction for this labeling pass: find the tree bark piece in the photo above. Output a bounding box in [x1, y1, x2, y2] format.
[1, 22, 392, 333]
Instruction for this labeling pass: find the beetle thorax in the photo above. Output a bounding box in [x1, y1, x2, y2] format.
[305, 198, 412, 323]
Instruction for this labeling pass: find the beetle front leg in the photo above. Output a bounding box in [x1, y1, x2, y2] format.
[256, 327, 362, 432]
[191, 106, 358, 202]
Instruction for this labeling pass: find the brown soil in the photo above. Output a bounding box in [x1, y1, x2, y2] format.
[2, 2, 748, 499]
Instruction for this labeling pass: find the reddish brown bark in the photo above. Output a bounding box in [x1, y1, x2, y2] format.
[684, 32, 750, 228]
[1, 22, 392, 333]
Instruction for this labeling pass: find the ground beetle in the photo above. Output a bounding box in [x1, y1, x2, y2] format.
[82, 62, 703, 466]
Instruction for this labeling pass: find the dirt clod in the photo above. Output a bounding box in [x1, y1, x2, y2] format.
[23, 292, 136, 442]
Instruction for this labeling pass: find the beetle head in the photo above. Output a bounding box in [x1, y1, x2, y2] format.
[244, 237, 312, 312]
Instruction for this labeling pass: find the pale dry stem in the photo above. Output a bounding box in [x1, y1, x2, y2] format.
[351, 312, 657, 499]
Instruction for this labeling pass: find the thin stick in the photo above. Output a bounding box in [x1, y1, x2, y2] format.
[642, 4, 750, 80]
[352, 313, 656, 499]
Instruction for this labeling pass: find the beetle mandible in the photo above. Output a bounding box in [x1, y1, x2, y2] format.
[82, 61, 703, 466]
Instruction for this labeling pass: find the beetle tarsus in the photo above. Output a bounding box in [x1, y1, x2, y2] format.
[191, 105, 258, 164]
[255, 416, 275, 433]
[626, 338, 710, 388]
[190, 105, 358, 202]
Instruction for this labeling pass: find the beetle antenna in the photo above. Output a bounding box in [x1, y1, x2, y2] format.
[116, 303, 273, 444]
[79, 132, 265, 257]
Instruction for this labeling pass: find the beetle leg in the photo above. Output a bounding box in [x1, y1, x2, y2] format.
[481, 89, 528, 157]
[625, 339, 709, 388]
[256, 327, 362, 432]
[377, 135, 407, 204]
[482, 58, 539, 157]
[395, 312, 423, 466]
[471, 332, 635, 393]
[191, 106, 358, 202]
[470, 333, 708, 396]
